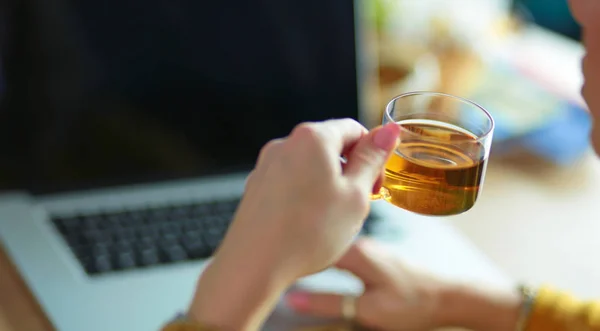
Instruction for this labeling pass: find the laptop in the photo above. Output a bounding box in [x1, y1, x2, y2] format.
[0, 0, 378, 330]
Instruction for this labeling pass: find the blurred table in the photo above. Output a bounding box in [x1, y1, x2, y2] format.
[0, 243, 53, 331]
[448, 151, 600, 300]
[442, 24, 600, 299]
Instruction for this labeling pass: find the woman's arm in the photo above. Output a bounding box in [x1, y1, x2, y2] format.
[161, 213, 299, 331]
[185, 228, 297, 331]
[436, 284, 522, 331]
[160, 259, 288, 331]
[528, 286, 600, 331]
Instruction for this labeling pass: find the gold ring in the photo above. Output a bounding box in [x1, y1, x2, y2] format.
[341, 294, 357, 321]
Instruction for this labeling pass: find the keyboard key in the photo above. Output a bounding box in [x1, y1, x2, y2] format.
[66, 233, 84, 246]
[170, 206, 190, 218]
[82, 216, 101, 230]
[79, 255, 96, 274]
[58, 216, 80, 229]
[83, 230, 105, 244]
[92, 243, 110, 256]
[139, 248, 160, 266]
[181, 218, 201, 232]
[136, 225, 160, 240]
[113, 228, 136, 242]
[163, 245, 187, 262]
[113, 241, 133, 252]
[213, 201, 235, 214]
[95, 254, 112, 273]
[115, 251, 136, 269]
[181, 237, 211, 259]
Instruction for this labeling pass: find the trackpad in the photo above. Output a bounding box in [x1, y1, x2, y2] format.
[263, 268, 363, 331]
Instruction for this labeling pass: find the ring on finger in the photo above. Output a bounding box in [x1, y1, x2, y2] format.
[341, 294, 357, 321]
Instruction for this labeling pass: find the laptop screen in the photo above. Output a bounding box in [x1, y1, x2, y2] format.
[0, 1, 362, 194]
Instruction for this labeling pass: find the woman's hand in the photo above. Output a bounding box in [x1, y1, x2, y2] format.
[286, 238, 447, 331]
[188, 119, 400, 330]
[226, 119, 400, 279]
[286, 238, 523, 331]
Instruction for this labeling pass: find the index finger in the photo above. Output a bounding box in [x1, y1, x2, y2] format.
[312, 118, 368, 156]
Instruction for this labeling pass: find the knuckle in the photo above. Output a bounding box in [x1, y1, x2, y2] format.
[259, 138, 282, 156]
[292, 122, 316, 135]
[262, 139, 279, 152]
[377, 299, 403, 318]
[351, 237, 379, 261]
[291, 122, 324, 143]
[348, 182, 368, 201]
[339, 118, 368, 134]
[257, 138, 284, 165]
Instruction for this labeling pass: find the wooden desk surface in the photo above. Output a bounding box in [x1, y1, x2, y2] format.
[0, 243, 54, 331]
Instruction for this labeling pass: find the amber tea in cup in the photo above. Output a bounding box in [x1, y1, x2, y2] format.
[371, 92, 494, 216]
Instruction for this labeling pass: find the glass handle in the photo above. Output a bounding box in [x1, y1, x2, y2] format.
[370, 187, 390, 201]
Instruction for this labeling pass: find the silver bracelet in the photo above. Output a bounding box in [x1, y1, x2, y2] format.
[515, 285, 536, 331]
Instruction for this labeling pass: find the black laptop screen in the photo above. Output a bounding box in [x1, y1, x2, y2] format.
[0, 1, 359, 194]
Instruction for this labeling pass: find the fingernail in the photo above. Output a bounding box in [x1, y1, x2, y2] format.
[373, 123, 400, 150]
[285, 292, 310, 311]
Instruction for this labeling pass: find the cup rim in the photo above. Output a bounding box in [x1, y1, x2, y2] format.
[384, 91, 495, 143]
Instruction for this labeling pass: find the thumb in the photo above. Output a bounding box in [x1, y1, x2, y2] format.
[285, 291, 365, 321]
[344, 123, 400, 192]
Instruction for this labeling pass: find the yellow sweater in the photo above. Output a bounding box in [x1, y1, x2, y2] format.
[162, 286, 600, 331]
[526, 287, 600, 331]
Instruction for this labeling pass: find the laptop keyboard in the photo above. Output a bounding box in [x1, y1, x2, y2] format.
[51, 198, 379, 276]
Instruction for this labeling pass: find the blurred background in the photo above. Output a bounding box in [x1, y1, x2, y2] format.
[362, 0, 599, 299]
[2, 0, 600, 329]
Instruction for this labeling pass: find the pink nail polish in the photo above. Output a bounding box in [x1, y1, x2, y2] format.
[285, 292, 310, 311]
[373, 123, 400, 150]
